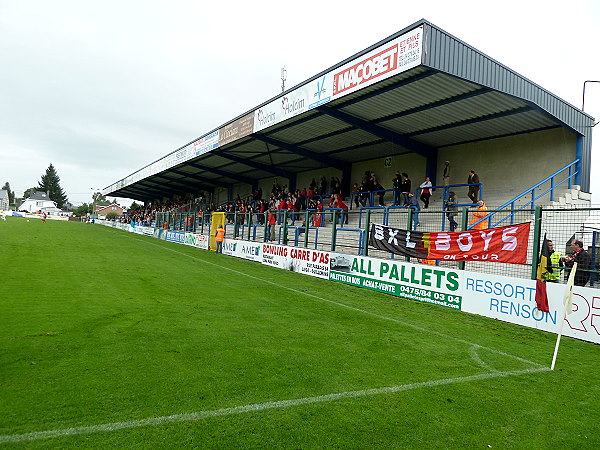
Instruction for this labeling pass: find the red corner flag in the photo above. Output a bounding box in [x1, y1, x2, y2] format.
[535, 234, 552, 312]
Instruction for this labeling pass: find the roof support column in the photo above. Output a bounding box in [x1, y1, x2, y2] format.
[288, 173, 297, 194]
[342, 166, 352, 200]
[426, 154, 437, 186]
[575, 135, 582, 187]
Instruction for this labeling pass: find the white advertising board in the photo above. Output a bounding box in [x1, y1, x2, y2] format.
[261, 243, 331, 279]
[222, 239, 263, 262]
[329, 253, 462, 309]
[194, 131, 219, 156]
[461, 272, 600, 344]
[331, 26, 423, 99]
[185, 233, 209, 250]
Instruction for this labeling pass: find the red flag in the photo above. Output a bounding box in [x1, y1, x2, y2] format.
[535, 234, 551, 312]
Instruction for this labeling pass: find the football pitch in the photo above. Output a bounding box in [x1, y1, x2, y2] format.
[1, 217, 598, 448]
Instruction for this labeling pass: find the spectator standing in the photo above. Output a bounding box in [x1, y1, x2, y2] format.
[467, 170, 480, 203]
[563, 239, 592, 286]
[392, 171, 403, 205]
[335, 194, 349, 225]
[373, 179, 385, 206]
[469, 200, 488, 230]
[446, 191, 458, 232]
[443, 161, 451, 187]
[267, 210, 277, 242]
[215, 224, 225, 253]
[352, 183, 361, 208]
[407, 192, 420, 229]
[400, 173, 411, 206]
[419, 176, 433, 209]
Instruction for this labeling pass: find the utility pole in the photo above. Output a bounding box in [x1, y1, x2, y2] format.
[582, 80, 600, 112]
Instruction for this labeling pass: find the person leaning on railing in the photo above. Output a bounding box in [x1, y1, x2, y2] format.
[562, 239, 592, 286]
[445, 191, 458, 232]
[469, 199, 488, 230]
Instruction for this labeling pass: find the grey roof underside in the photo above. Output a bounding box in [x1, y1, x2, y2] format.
[422, 21, 594, 190]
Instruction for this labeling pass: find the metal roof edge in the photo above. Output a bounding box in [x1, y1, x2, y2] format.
[103, 20, 431, 191]
[421, 21, 595, 123]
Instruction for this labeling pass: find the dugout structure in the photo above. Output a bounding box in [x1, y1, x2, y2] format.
[103, 19, 594, 206]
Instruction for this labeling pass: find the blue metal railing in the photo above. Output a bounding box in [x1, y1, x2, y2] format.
[470, 159, 580, 229]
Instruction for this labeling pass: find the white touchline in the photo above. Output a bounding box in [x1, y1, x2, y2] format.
[0, 366, 549, 443]
[130, 235, 543, 368]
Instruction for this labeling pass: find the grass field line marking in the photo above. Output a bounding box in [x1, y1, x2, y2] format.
[0, 366, 549, 443]
[127, 236, 543, 369]
[469, 345, 499, 373]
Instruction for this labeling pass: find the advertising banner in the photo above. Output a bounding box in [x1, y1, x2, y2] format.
[164, 145, 196, 170]
[370, 222, 531, 265]
[194, 130, 220, 157]
[222, 239, 263, 262]
[461, 272, 600, 344]
[219, 113, 254, 147]
[190, 233, 209, 250]
[253, 75, 334, 133]
[329, 253, 463, 309]
[164, 230, 186, 244]
[332, 26, 423, 99]
[261, 243, 331, 279]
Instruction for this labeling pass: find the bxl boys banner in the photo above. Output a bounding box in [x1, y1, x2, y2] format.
[369, 223, 531, 265]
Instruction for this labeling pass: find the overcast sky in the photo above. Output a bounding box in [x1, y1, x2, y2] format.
[1, 0, 599, 206]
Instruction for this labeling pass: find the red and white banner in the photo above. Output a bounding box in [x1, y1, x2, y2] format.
[371, 222, 531, 265]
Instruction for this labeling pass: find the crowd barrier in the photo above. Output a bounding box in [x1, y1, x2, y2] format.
[95, 219, 600, 345]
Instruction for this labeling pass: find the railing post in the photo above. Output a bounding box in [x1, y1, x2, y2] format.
[550, 177, 555, 201]
[234, 211, 239, 238]
[530, 206, 543, 280]
[282, 210, 289, 245]
[303, 210, 310, 248]
[331, 210, 338, 252]
[406, 208, 413, 262]
[591, 231, 598, 287]
[459, 208, 469, 270]
[247, 211, 252, 241]
[363, 209, 371, 256]
[263, 212, 268, 243]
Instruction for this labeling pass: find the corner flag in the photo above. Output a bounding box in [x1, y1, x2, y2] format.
[535, 234, 552, 312]
[563, 262, 577, 315]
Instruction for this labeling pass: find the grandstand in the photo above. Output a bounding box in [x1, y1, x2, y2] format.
[101, 19, 598, 301]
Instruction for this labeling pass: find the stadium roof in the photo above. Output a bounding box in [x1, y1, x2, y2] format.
[104, 19, 595, 201]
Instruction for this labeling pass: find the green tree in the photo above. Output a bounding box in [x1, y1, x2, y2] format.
[37, 164, 68, 209]
[2, 182, 15, 205]
[73, 203, 91, 216]
[92, 192, 108, 204]
[23, 187, 38, 199]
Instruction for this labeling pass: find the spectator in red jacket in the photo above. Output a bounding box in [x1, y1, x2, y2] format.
[267, 210, 277, 241]
[336, 194, 348, 225]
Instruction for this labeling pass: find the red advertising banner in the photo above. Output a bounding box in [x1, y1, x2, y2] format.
[370, 222, 531, 265]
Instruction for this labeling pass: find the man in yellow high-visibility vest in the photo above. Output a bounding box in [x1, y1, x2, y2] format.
[545, 240, 563, 282]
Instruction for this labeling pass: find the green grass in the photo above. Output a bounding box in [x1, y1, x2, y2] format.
[0, 217, 598, 448]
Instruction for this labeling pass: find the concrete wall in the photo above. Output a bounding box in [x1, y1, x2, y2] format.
[296, 168, 342, 194]
[352, 153, 427, 190]
[222, 127, 576, 205]
[437, 128, 576, 200]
